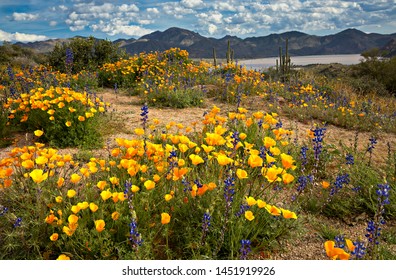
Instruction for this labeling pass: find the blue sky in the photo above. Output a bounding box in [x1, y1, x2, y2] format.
[0, 0, 395, 42]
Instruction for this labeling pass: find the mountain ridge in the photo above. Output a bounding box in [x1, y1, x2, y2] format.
[14, 27, 396, 59]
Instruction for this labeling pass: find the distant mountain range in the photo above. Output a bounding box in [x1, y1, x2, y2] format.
[15, 27, 396, 59]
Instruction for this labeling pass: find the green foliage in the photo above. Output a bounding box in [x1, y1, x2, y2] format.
[47, 36, 125, 74]
[5, 86, 105, 149]
[145, 88, 205, 108]
[0, 102, 12, 147]
[351, 51, 396, 96]
[0, 42, 47, 68]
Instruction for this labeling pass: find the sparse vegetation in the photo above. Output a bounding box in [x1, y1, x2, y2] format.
[0, 46, 395, 260]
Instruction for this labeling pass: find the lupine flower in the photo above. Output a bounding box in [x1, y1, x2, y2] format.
[140, 104, 149, 130]
[223, 176, 235, 205]
[311, 126, 326, 161]
[376, 183, 390, 206]
[329, 173, 350, 196]
[200, 211, 211, 245]
[334, 235, 345, 248]
[13, 217, 22, 228]
[366, 220, 381, 245]
[351, 241, 366, 259]
[367, 136, 377, 153]
[300, 146, 308, 168]
[0, 206, 8, 216]
[345, 154, 354, 165]
[129, 217, 143, 248]
[239, 239, 252, 260]
[297, 175, 311, 192]
[65, 48, 74, 67]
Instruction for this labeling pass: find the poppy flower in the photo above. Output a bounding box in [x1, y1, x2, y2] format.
[245, 210, 255, 221]
[56, 254, 70, 260]
[29, 169, 48, 183]
[50, 233, 59, 241]
[217, 154, 233, 166]
[324, 241, 350, 260]
[144, 180, 155, 190]
[34, 130, 44, 137]
[248, 154, 263, 168]
[189, 154, 204, 165]
[67, 189, 76, 198]
[161, 212, 171, 224]
[111, 211, 120, 221]
[96, 181, 107, 190]
[89, 203, 98, 212]
[70, 173, 81, 184]
[237, 169, 248, 179]
[245, 196, 257, 206]
[281, 208, 298, 219]
[95, 220, 105, 232]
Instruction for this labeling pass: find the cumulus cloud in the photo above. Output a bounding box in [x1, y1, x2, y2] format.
[162, 2, 195, 18]
[0, 29, 48, 42]
[181, 0, 204, 8]
[5, 0, 392, 40]
[63, 2, 149, 36]
[147, 7, 160, 14]
[189, 0, 396, 37]
[12, 12, 39, 21]
[91, 20, 153, 37]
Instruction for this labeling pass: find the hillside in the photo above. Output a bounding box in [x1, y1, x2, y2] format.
[13, 27, 396, 59]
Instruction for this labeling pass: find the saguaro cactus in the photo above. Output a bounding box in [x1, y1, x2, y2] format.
[213, 47, 217, 67]
[226, 40, 234, 64]
[278, 38, 291, 82]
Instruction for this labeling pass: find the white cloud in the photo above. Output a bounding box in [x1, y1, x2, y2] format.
[198, 11, 223, 24]
[119, 4, 139, 12]
[0, 29, 48, 42]
[147, 8, 160, 14]
[49, 21, 57, 27]
[181, 0, 204, 8]
[59, 5, 68, 11]
[212, 0, 246, 12]
[12, 12, 39, 21]
[162, 2, 195, 18]
[91, 20, 153, 37]
[208, 24, 218, 35]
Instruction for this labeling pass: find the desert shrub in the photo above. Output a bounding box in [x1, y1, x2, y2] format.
[4, 86, 108, 148]
[48, 36, 125, 74]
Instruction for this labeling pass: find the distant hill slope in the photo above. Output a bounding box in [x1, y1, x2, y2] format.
[14, 27, 396, 59]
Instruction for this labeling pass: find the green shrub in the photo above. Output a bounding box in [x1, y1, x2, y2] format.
[47, 36, 126, 74]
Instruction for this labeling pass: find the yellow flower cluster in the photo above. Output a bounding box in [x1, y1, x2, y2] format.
[4, 86, 107, 125]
